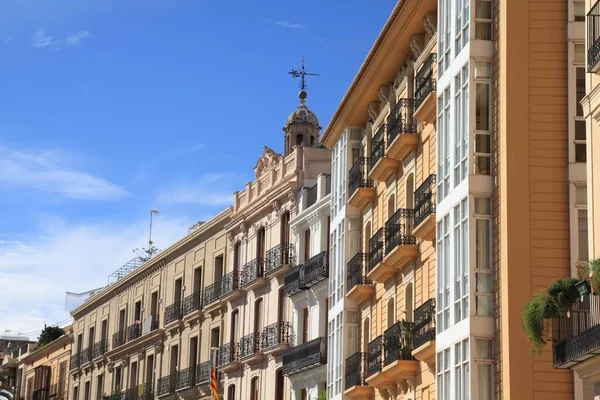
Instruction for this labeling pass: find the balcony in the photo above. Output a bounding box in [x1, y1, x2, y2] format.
[306, 181, 318, 208]
[412, 299, 436, 365]
[121, 384, 153, 400]
[164, 302, 182, 326]
[414, 53, 437, 123]
[284, 252, 329, 297]
[195, 361, 223, 386]
[92, 339, 108, 359]
[282, 337, 327, 376]
[589, 0, 600, 72]
[348, 157, 375, 209]
[127, 323, 141, 342]
[344, 352, 373, 399]
[383, 209, 418, 269]
[552, 294, 600, 368]
[203, 281, 222, 314]
[284, 266, 304, 296]
[157, 373, 177, 397]
[175, 367, 194, 391]
[265, 243, 295, 277]
[386, 99, 419, 161]
[367, 229, 395, 283]
[413, 174, 436, 241]
[217, 342, 241, 373]
[366, 336, 383, 379]
[183, 291, 203, 318]
[262, 321, 291, 356]
[239, 332, 263, 364]
[346, 253, 374, 303]
[112, 330, 126, 349]
[221, 270, 243, 303]
[369, 125, 400, 182]
[79, 347, 92, 366]
[241, 258, 266, 291]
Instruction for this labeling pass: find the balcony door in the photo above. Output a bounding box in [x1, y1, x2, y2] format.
[174, 278, 183, 307]
[150, 292, 158, 321]
[88, 326, 95, 349]
[189, 337, 198, 373]
[118, 309, 126, 334]
[101, 320, 108, 343]
[129, 361, 138, 389]
[230, 310, 239, 342]
[254, 298, 263, 333]
[304, 229, 311, 262]
[193, 267, 202, 294]
[145, 355, 154, 388]
[134, 301, 142, 322]
[257, 228, 266, 263]
[280, 212, 290, 245]
[170, 345, 179, 375]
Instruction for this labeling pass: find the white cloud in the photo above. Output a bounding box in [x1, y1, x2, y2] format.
[31, 29, 90, 49]
[270, 20, 306, 29]
[65, 31, 89, 46]
[0, 214, 194, 338]
[156, 173, 239, 206]
[0, 146, 129, 200]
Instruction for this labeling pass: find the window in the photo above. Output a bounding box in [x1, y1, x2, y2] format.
[73, 386, 79, 400]
[280, 211, 290, 245]
[438, 88, 451, 200]
[275, 369, 284, 400]
[362, 318, 370, 352]
[475, 0, 492, 40]
[114, 366, 122, 392]
[228, 385, 236, 400]
[304, 229, 311, 262]
[331, 131, 347, 217]
[96, 374, 103, 400]
[574, 2, 585, 21]
[455, 339, 470, 400]
[474, 61, 492, 175]
[439, 0, 452, 73]
[250, 377, 259, 400]
[455, 64, 469, 185]
[575, 66, 586, 162]
[436, 349, 451, 400]
[256, 227, 266, 262]
[475, 197, 493, 316]
[58, 361, 66, 397]
[579, 209, 589, 261]
[233, 243, 241, 272]
[456, 0, 470, 52]
[254, 298, 263, 333]
[230, 310, 239, 342]
[437, 215, 451, 332]
[475, 339, 494, 400]
[405, 283, 414, 322]
[454, 199, 469, 322]
[387, 298, 396, 328]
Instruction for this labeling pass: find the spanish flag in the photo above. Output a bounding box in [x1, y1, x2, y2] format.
[209, 348, 219, 400]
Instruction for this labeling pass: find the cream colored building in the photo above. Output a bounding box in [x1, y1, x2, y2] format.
[68, 208, 230, 400]
[217, 94, 331, 400]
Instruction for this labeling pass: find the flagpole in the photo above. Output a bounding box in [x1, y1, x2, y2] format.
[210, 346, 219, 400]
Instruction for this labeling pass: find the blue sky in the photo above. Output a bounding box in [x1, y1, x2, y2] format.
[0, 0, 397, 338]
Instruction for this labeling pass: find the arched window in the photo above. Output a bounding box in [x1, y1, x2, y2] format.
[364, 221, 372, 253]
[250, 376, 259, 400]
[406, 173, 414, 210]
[405, 282, 414, 323]
[228, 384, 236, 400]
[387, 195, 396, 219]
[310, 135, 315, 145]
[296, 134, 304, 146]
[362, 317, 370, 352]
[275, 368, 284, 400]
[387, 298, 395, 328]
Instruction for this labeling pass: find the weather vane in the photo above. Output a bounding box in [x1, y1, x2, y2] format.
[289, 57, 319, 93]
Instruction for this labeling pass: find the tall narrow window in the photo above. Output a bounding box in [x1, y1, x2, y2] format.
[475, 0, 492, 40]
[170, 345, 179, 374]
[304, 229, 311, 262]
[436, 349, 451, 400]
[387, 298, 395, 328]
[72, 386, 79, 400]
[174, 278, 183, 306]
[88, 326, 95, 349]
[189, 337, 198, 374]
[437, 215, 451, 332]
[211, 327, 220, 349]
[455, 64, 469, 185]
[275, 369, 284, 400]
[455, 339, 470, 399]
[96, 375, 103, 400]
[254, 298, 263, 333]
[438, 88, 451, 200]
[387, 195, 395, 219]
[228, 385, 236, 400]
[362, 318, 370, 352]
[58, 362, 66, 397]
[118, 310, 126, 334]
[475, 197, 493, 316]
[193, 266, 202, 294]
[302, 308, 309, 343]
[130, 361, 138, 389]
[101, 320, 108, 342]
[250, 377, 259, 400]
[476, 339, 494, 400]
[215, 254, 224, 281]
[454, 198, 469, 322]
[256, 228, 266, 263]
[575, 67, 586, 162]
[230, 310, 239, 342]
[134, 300, 142, 322]
[145, 355, 154, 388]
[474, 61, 492, 175]
[406, 174, 414, 210]
[455, 0, 470, 52]
[281, 212, 290, 245]
[278, 288, 285, 323]
[114, 366, 122, 392]
[405, 283, 414, 323]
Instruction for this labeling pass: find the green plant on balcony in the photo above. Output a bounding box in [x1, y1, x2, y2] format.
[585, 259, 600, 293]
[398, 320, 414, 359]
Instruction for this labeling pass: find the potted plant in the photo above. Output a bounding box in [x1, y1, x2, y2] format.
[586, 259, 600, 293]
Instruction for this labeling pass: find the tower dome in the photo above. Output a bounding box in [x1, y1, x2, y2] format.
[283, 91, 321, 156]
[286, 91, 320, 127]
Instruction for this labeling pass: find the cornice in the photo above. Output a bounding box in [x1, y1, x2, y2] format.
[18, 334, 73, 365]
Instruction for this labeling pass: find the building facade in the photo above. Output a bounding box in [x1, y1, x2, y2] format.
[218, 93, 331, 400]
[68, 208, 230, 400]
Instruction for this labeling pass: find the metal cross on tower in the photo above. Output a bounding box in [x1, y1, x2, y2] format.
[288, 57, 319, 92]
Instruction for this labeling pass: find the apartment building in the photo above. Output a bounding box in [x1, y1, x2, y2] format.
[0, 332, 71, 400]
[217, 93, 331, 400]
[284, 172, 331, 400]
[68, 208, 230, 400]
[321, 1, 438, 400]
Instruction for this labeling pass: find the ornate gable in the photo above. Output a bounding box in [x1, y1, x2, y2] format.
[254, 146, 282, 179]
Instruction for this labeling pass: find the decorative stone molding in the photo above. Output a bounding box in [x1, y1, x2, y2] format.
[378, 85, 391, 107]
[239, 222, 248, 238]
[368, 101, 379, 122]
[254, 146, 281, 180]
[424, 12, 437, 37]
[227, 231, 235, 245]
[409, 33, 425, 59]
[272, 200, 281, 213]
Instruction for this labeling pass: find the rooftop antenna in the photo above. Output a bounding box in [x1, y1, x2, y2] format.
[134, 209, 160, 262]
[288, 56, 319, 103]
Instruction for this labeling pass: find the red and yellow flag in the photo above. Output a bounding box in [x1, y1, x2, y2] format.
[209, 349, 218, 400]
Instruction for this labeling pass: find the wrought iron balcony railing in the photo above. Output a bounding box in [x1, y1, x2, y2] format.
[112, 330, 126, 349]
[384, 209, 416, 255]
[348, 157, 374, 199]
[552, 293, 600, 368]
[370, 125, 386, 168]
[239, 332, 261, 359]
[127, 323, 141, 342]
[589, 0, 600, 71]
[368, 229, 384, 272]
[69, 353, 80, 371]
[284, 266, 303, 297]
[347, 253, 371, 293]
[195, 362, 223, 385]
[79, 347, 91, 365]
[265, 243, 295, 274]
[387, 99, 417, 145]
[157, 373, 177, 397]
[307, 182, 318, 208]
[262, 321, 291, 349]
[221, 270, 241, 297]
[367, 336, 383, 377]
[217, 342, 239, 366]
[414, 174, 436, 227]
[203, 280, 222, 306]
[164, 302, 182, 325]
[92, 340, 108, 358]
[415, 53, 437, 110]
[412, 299, 436, 349]
[345, 352, 368, 390]
[282, 337, 327, 376]
[175, 367, 194, 390]
[241, 258, 264, 287]
[383, 321, 414, 367]
[183, 291, 202, 316]
[123, 384, 153, 400]
[302, 251, 328, 287]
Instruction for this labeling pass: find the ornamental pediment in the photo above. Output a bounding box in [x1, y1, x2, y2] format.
[254, 146, 282, 179]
